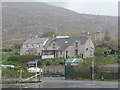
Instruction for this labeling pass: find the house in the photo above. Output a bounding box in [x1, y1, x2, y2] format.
[42, 36, 94, 59]
[20, 35, 94, 59]
[20, 37, 50, 55]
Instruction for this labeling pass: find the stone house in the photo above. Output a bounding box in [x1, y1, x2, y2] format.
[20, 36, 94, 59]
[20, 37, 50, 55]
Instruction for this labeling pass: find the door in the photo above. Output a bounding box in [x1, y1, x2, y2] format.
[66, 51, 68, 58]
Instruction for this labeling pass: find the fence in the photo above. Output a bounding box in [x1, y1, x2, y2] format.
[65, 65, 119, 79]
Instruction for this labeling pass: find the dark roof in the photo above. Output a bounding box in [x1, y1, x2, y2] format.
[58, 46, 68, 51]
[57, 37, 87, 46]
[46, 37, 88, 51]
[24, 37, 49, 44]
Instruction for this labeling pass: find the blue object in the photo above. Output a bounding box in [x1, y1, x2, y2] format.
[66, 58, 81, 63]
[35, 59, 39, 62]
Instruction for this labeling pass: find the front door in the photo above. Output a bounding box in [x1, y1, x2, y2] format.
[66, 51, 68, 58]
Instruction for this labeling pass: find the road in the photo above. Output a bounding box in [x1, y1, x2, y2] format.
[2, 77, 118, 88]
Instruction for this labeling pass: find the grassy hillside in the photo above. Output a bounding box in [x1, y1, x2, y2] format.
[2, 2, 118, 47]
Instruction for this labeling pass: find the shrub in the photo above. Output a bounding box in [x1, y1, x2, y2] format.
[2, 48, 13, 52]
[7, 55, 39, 63]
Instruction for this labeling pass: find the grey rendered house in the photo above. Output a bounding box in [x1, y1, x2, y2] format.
[20, 37, 50, 55]
[20, 36, 94, 59]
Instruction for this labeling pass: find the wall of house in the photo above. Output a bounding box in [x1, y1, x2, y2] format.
[66, 46, 75, 58]
[20, 43, 45, 55]
[57, 43, 85, 58]
[83, 38, 94, 58]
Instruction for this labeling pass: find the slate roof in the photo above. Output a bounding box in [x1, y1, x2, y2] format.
[23, 36, 88, 52]
[66, 58, 82, 63]
[24, 37, 49, 44]
[50, 37, 87, 46]
[46, 37, 88, 51]
[58, 46, 68, 51]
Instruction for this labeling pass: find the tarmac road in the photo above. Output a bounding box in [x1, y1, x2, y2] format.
[2, 77, 118, 88]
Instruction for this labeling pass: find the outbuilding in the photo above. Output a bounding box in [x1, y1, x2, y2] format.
[65, 58, 83, 79]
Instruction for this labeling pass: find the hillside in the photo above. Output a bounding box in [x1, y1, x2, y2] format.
[2, 2, 118, 47]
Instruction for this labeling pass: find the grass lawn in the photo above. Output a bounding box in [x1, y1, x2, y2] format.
[85, 54, 118, 66]
[1, 53, 19, 61]
[66, 78, 119, 82]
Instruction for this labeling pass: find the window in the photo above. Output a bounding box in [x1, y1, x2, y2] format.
[75, 50, 78, 56]
[36, 45, 39, 48]
[86, 48, 88, 51]
[38, 53, 40, 55]
[26, 45, 28, 48]
[66, 51, 68, 58]
[75, 42, 78, 47]
[31, 44, 33, 48]
[53, 43, 55, 48]
[60, 51, 62, 55]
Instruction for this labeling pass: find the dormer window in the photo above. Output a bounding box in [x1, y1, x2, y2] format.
[36, 45, 39, 48]
[75, 41, 78, 47]
[60, 51, 62, 55]
[53, 43, 55, 48]
[31, 44, 33, 47]
[26, 45, 28, 48]
[65, 41, 68, 44]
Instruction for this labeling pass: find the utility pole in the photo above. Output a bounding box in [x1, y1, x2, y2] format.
[100, 28, 102, 42]
[91, 47, 94, 79]
[55, 28, 57, 36]
[36, 61, 37, 81]
[17, 69, 24, 82]
[35, 59, 38, 82]
[94, 32, 96, 43]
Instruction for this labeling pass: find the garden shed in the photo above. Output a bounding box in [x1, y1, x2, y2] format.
[65, 58, 83, 79]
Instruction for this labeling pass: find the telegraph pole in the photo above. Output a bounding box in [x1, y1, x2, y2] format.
[55, 28, 58, 36]
[91, 47, 94, 79]
[36, 61, 37, 81]
[35, 59, 38, 82]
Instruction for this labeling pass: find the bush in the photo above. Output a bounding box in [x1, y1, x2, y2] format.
[2, 68, 34, 79]
[7, 55, 39, 63]
[2, 48, 13, 52]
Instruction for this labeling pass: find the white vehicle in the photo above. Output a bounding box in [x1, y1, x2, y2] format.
[1, 65, 15, 68]
[27, 67, 41, 73]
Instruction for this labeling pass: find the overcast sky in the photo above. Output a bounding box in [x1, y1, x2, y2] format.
[46, 2, 118, 16]
[2, 0, 119, 16]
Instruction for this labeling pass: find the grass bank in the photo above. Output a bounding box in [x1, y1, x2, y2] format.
[65, 78, 119, 82]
